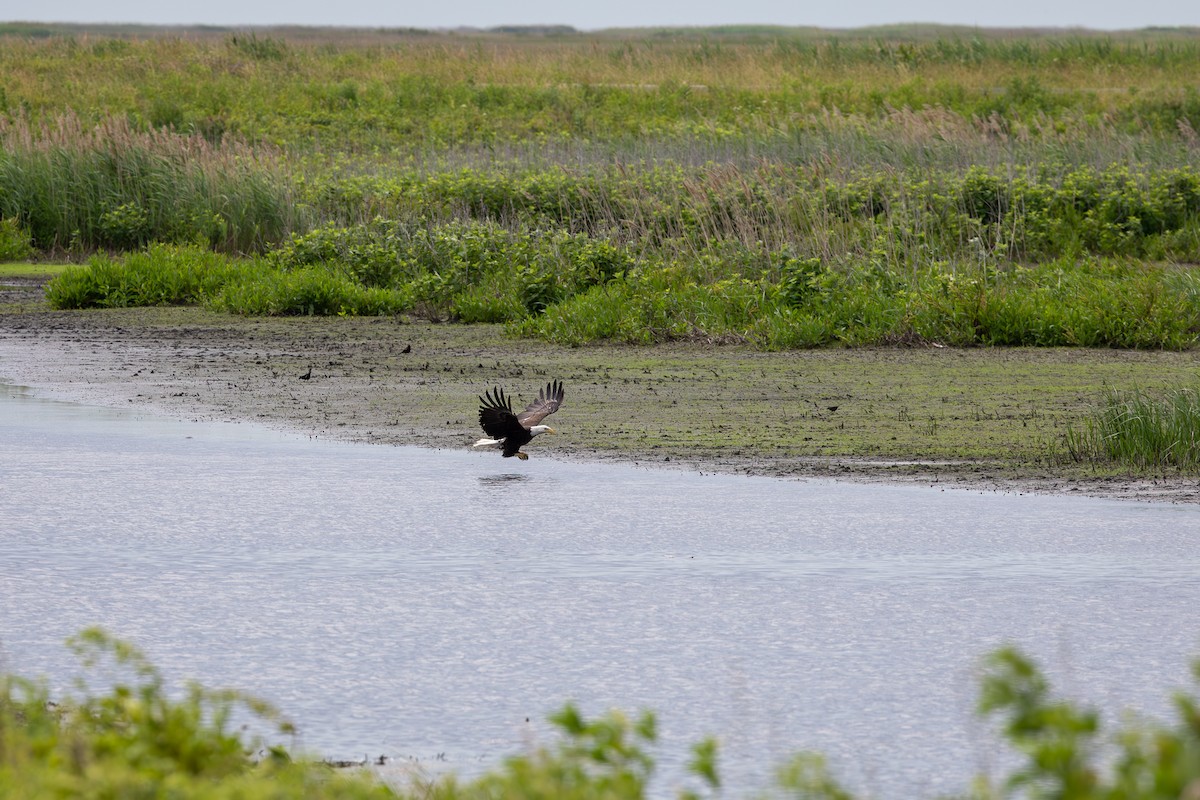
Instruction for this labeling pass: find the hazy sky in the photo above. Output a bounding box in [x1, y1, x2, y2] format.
[10, 0, 1200, 31]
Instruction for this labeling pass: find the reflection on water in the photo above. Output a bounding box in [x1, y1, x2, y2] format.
[1, 382, 1199, 798]
[477, 473, 534, 487]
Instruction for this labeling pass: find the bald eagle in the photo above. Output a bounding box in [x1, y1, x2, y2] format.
[472, 380, 564, 460]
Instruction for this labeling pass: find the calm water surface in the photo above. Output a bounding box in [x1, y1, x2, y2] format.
[2, 382, 1199, 797]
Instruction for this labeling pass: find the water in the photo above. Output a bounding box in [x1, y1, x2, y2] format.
[2, 381, 1199, 797]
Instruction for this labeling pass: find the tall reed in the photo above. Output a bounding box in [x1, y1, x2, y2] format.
[1065, 386, 1200, 470]
[0, 113, 304, 253]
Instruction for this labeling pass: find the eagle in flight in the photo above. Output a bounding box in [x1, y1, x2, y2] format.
[472, 380, 564, 460]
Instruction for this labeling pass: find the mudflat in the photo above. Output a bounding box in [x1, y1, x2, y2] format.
[1, 304, 1198, 503]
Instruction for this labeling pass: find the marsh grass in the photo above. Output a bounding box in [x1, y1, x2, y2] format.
[0, 114, 303, 253]
[1066, 385, 1200, 470]
[210, 268, 412, 316]
[314, 161, 1200, 263]
[46, 234, 1200, 349]
[45, 245, 259, 308]
[518, 255, 1200, 349]
[43, 244, 412, 316]
[4, 31, 1200, 151]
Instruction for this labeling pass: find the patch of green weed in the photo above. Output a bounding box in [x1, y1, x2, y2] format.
[1065, 385, 1200, 471]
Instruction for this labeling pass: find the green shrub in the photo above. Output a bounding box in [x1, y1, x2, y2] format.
[211, 267, 411, 316]
[431, 705, 667, 800]
[8, 630, 1200, 799]
[97, 201, 153, 249]
[0, 628, 392, 799]
[778, 254, 827, 308]
[273, 218, 425, 288]
[975, 646, 1200, 799]
[45, 244, 255, 309]
[0, 216, 34, 262]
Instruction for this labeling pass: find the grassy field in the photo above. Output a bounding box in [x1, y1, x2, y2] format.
[0, 262, 72, 277]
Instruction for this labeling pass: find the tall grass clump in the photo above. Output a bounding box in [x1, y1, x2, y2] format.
[44, 243, 412, 316]
[1065, 385, 1200, 470]
[209, 268, 412, 316]
[0, 114, 303, 253]
[45, 244, 260, 308]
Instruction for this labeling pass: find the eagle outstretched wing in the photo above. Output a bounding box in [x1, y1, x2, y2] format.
[517, 380, 564, 427]
[478, 387, 525, 440]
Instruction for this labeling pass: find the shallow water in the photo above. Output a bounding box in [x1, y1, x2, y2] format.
[2, 382, 1199, 797]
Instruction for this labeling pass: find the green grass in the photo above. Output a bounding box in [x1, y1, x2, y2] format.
[45, 246, 260, 308]
[42, 244, 412, 317]
[210, 267, 412, 316]
[6, 628, 1200, 799]
[1066, 385, 1200, 470]
[4, 29, 1200, 153]
[0, 262, 73, 279]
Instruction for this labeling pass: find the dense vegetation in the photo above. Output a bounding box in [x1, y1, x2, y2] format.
[5, 629, 1200, 799]
[1, 27, 1198, 351]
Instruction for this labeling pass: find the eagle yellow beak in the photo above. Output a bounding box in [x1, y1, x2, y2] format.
[545, 427, 558, 434]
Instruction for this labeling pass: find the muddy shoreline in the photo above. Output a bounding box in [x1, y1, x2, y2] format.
[1, 305, 1198, 503]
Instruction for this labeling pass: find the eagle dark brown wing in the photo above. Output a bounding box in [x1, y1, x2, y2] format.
[516, 380, 564, 427]
[478, 387, 527, 441]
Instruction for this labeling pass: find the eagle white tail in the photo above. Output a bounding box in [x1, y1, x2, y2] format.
[472, 437, 502, 449]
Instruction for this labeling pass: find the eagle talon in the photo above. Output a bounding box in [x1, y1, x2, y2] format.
[516, 452, 529, 460]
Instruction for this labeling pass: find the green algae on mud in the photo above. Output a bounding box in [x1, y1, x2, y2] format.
[0, 305, 1198, 501]
[0, 263, 74, 277]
